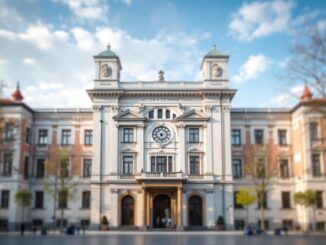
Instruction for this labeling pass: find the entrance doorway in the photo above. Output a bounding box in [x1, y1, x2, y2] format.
[121, 195, 134, 226]
[188, 195, 203, 226]
[153, 194, 171, 228]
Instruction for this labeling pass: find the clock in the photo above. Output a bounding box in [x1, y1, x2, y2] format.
[152, 126, 172, 144]
[101, 64, 112, 78]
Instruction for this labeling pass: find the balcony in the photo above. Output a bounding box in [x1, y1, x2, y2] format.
[136, 171, 187, 183]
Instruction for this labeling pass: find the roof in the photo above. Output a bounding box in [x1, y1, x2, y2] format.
[204, 43, 228, 58]
[94, 44, 118, 58]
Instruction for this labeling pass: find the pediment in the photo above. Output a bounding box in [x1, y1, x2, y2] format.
[188, 147, 204, 153]
[177, 109, 210, 121]
[113, 109, 145, 121]
[121, 147, 137, 153]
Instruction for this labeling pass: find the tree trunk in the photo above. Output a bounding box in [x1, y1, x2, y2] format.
[312, 206, 316, 231]
[60, 208, 64, 232]
[260, 195, 265, 230]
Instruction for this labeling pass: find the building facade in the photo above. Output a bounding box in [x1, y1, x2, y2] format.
[0, 45, 325, 231]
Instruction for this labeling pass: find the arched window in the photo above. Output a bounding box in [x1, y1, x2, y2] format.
[121, 195, 134, 226]
[149, 110, 154, 119]
[188, 195, 203, 226]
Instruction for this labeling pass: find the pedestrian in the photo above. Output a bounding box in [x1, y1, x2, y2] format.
[32, 225, 37, 235]
[161, 217, 166, 228]
[20, 223, 25, 236]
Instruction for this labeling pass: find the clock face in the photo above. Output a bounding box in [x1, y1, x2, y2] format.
[101, 64, 112, 78]
[152, 126, 172, 144]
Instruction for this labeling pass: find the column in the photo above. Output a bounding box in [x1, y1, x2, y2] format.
[178, 124, 186, 172]
[177, 187, 183, 230]
[141, 187, 146, 229]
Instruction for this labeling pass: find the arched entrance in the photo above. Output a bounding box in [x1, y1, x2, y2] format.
[188, 195, 203, 226]
[121, 195, 134, 226]
[153, 194, 171, 228]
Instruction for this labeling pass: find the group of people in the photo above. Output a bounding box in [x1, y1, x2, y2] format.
[155, 216, 173, 228]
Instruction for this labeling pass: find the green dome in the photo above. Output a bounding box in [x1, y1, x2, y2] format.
[96, 44, 117, 57]
[205, 43, 226, 57]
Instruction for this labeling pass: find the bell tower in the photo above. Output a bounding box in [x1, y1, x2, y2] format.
[201, 43, 229, 88]
[93, 44, 122, 88]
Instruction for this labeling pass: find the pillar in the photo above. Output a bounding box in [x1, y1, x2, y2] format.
[177, 187, 183, 230]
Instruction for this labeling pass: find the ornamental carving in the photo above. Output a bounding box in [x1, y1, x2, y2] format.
[110, 189, 119, 194]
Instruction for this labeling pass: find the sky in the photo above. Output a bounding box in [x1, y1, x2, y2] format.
[0, 0, 325, 108]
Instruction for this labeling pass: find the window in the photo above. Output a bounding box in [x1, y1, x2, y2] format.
[25, 127, 31, 144]
[257, 220, 269, 230]
[0, 219, 8, 231]
[151, 156, 172, 173]
[280, 159, 290, 179]
[282, 192, 291, 209]
[316, 191, 323, 209]
[0, 190, 10, 209]
[36, 159, 45, 178]
[312, 154, 321, 177]
[254, 129, 264, 144]
[81, 220, 90, 227]
[234, 191, 243, 209]
[157, 109, 163, 119]
[60, 159, 69, 177]
[3, 153, 12, 177]
[234, 220, 245, 230]
[189, 128, 199, 143]
[189, 156, 200, 175]
[256, 158, 266, 176]
[56, 219, 67, 227]
[122, 156, 133, 175]
[83, 159, 92, 177]
[282, 220, 293, 229]
[231, 129, 241, 145]
[278, 129, 287, 145]
[257, 191, 267, 209]
[24, 156, 29, 179]
[58, 190, 68, 209]
[82, 191, 90, 209]
[123, 128, 134, 143]
[4, 123, 15, 140]
[149, 110, 154, 119]
[84, 130, 93, 145]
[38, 129, 48, 145]
[35, 191, 44, 209]
[61, 130, 71, 145]
[232, 159, 242, 178]
[32, 219, 43, 227]
[166, 109, 170, 119]
[316, 222, 325, 231]
[310, 122, 318, 140]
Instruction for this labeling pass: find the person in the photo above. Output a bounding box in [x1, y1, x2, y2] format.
[156, 216, 160, 228]
[161, 217, 166, 228]
[32, 225, 37, 235]
[20, 223, 25, 236]
[166, 218, 172, 229]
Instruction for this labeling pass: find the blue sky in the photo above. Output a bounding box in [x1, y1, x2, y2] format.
[0, 0, 325, 108]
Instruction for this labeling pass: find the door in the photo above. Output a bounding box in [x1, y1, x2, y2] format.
[153, 194, 171, 228]
[121, 195, 134, 226]
[188, 195, 203, 226]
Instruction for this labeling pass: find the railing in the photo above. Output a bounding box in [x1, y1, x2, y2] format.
[188, 174, 204, 179]
[138, 171, 185, 179]
[119, 175, 135, 179]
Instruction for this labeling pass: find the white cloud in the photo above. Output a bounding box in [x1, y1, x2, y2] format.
[268, 84, 303, 106]
[229, 0, 295, 42]
[233, 54, 269, 85]
[23, 58, 35, 65]
[121, 0, 132, 5]
[54, 0, 108, 21]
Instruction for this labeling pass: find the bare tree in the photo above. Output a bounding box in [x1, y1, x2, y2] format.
[244, 143, 278, 230]
[43, 145, 78, 232]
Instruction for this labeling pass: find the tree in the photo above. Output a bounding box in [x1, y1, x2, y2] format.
[43, 146, 78, 231]
[244, 144, 278, 230]
[14, 189, 32, 226]
[283, 29, 326, 99]
[293, 189, 317, 231]
[236, 188, 257, 226]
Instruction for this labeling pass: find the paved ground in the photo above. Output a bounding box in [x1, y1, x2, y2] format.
[1, 232, 326, 245]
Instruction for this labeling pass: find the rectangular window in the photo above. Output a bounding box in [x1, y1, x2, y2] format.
[166, 109, 170, 119]
[61, 159, 69, 177]
[149, 110, 154, 119]
[310, 122, 318, 140]
[316, 191, 323, 209]
[189, 156, 200, 175]
[3, 153, 12, 177]
[0, 219, 8, 231]
[157, 109, 163, 119]
[36, 159, 45, 178]
[38, 129, 48, 145]
[254, 129, 264, 144]
[282, 191, 291, 209]
[61, 130, 71, 145]
[35, 191, 44, 209]
[232, 159, 242, 178]
[151, 156, 172, 173]
[282, 220, 293, 229]
[24, 156, 29, 179]
[123, 128, 134, 143]
[25, 127, 31, 144]
[256, 158, 266, 176]
[0, 190, 10, 209]
[81, 220, 90, 227]
[189, 128, 199, 143]
[280, 159, 290, 179]
[234, 191, 243, 209]
[32, 219, 43, 227]
[316, 222, 325, 231]
[83, 159, 92, 177]
[257, 191, 267, 209]
[84, 130, 93, 145]
[58, 190, 68, 209]
[82, 191, 90, 209]
[231, 129, 241, 145]
[234, 220, 245, 230]
[278, 129, 287, 145]
[4, 123, 15, 140]
[122, 156, 133, 174]
[56, 219, 67, 227]
[312, 154, 321, 177]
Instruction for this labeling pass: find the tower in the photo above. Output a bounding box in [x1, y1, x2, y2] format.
[93, 44, 122, 89]
[201, 43, 229, 87]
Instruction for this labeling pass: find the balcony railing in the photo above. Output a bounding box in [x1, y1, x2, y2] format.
[119, 175, 135, 179]
[136, 171, 186, 180]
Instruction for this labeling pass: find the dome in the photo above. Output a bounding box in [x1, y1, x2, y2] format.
[11, 82, 24, 102]
[205, 43, 226, 57]
[95, 44, 118, 58]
